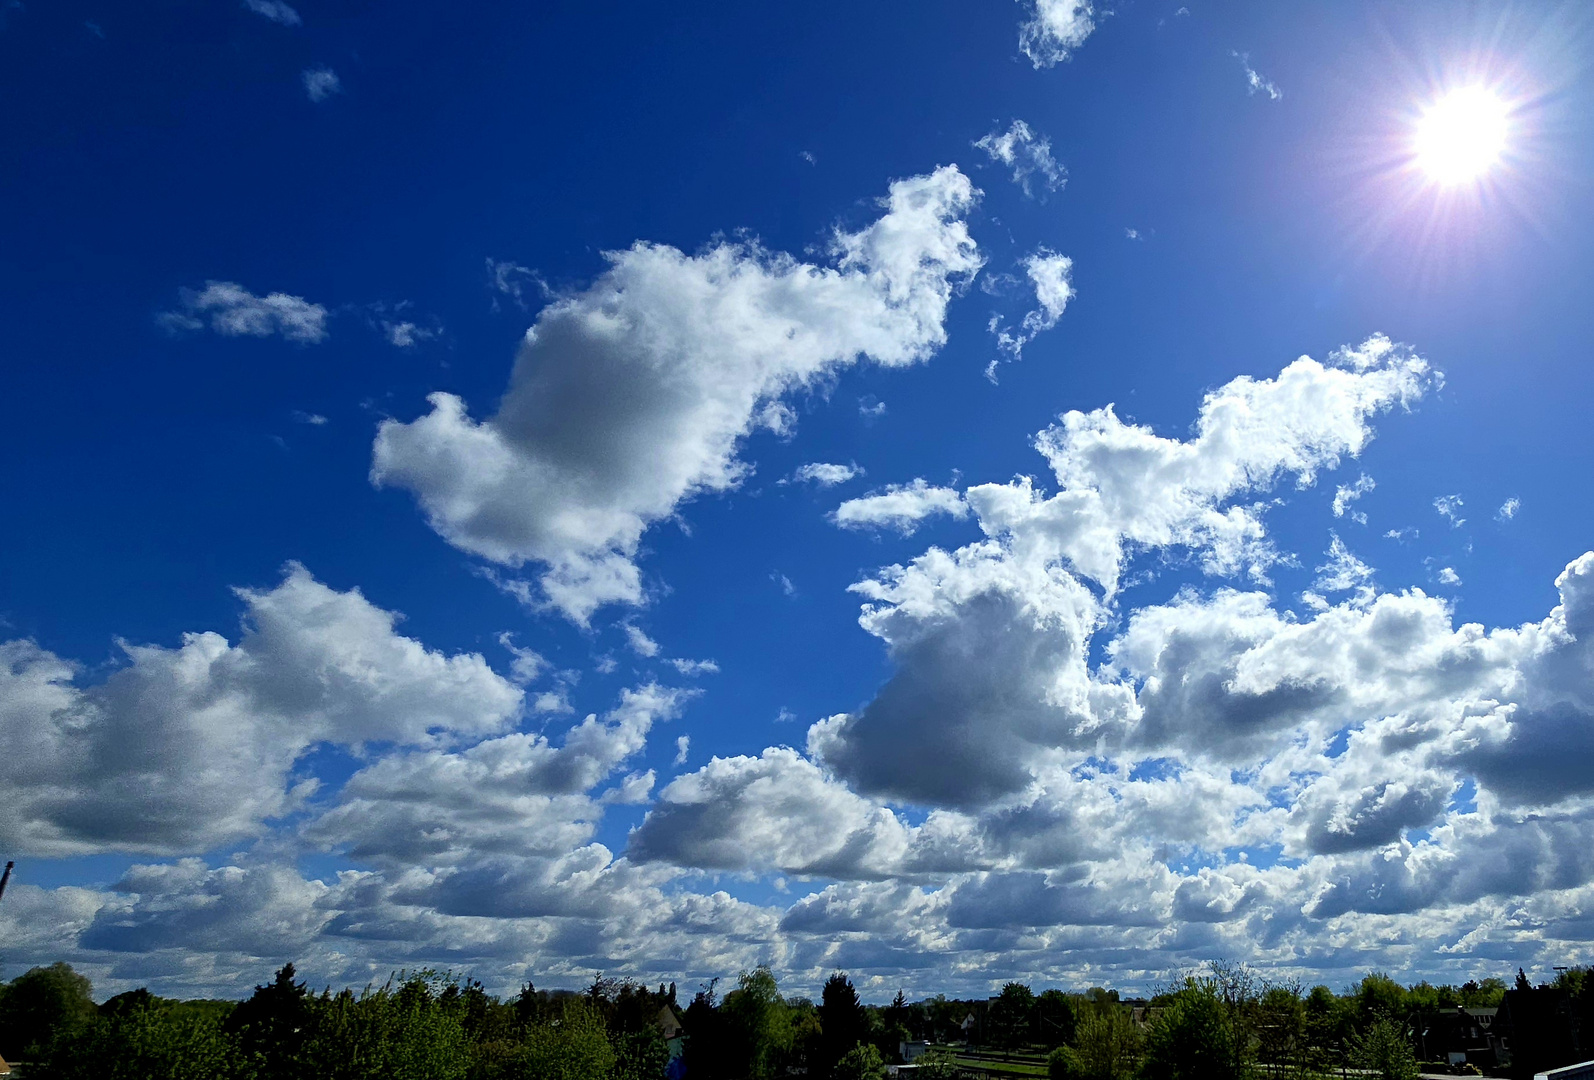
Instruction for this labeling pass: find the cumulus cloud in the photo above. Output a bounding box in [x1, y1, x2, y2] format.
[974, 120, 1065, 198]
[831, 480, 969, 535]
[0, 564, 521, 856]
[307, 685, 689, 865]
[372, 167, 982, 623]
[303, 67, 341, 102]
[813, 337, 1435, 807]
[989, 249, 1074, 365]
[1017, 0, 1095, 68]
[243, 0, 300, 26]
[1498, 497, 1521, 522]
[159, 281, 328, 344]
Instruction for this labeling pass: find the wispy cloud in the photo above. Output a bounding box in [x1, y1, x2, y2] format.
[1434, 494, 1465, 528]
[975, 120, 1065, 199]
[303, 67, 341, 102]
[244, 0, 300, 26]
[1497, 497, 1520, 522]
[1332, 473, 1375, 524]
[160, 281, 329, 344]
[786, 462, 863, 487]
[1234, 52, 1282, 100]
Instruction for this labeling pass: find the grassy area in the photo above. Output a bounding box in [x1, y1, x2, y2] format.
[928, 1044, 1053, 1078]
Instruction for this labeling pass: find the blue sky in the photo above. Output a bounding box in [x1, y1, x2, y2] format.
[3, 0, 1594, 1001]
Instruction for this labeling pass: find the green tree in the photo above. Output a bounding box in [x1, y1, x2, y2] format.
[834, 1041, 888, 1080]
[505, 998, 616, 1080]
[1350, 1016, 1419, 1080]
[41, 998, 235, 1080]
[1142, 979, 1248, 1080]
[1304, 984, 1352, 1073]
[917, 1048, 962, 1080]
[223, 961, 315, 1079]
[1255, 983, 1306, 1079]
[990, 983, 1036, 1051]
[1037, 989, 1078, 1050]
[721, 966, 792, 1080]
[1067, 1002, 1140, 1080]
[818, 972, 869, 1079]
[0, 961, 98, 1062]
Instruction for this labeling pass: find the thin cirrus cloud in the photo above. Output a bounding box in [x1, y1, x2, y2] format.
[372, 166, 984, 625]
[159, 281, 329, 344]
[243, 0, 300, 26]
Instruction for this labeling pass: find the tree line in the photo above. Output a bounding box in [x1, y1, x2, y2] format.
[0, 958, 1589, 1080]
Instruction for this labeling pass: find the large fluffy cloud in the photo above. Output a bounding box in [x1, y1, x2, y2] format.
[0, 564, 522, 856]
[373, 168, 982, 623]
[813, 337, 1434, 807]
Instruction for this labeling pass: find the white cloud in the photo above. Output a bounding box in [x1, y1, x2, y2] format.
[384, 320, 437, 348]
[1437, 566, 1462, 585]
[496, 633, 548, 684]
[989, 249, 1075, 363]
[292, 410, 329, 425]
[243, 0, 300, 26]
[1498, 497, 1521, 522]
[307, 685, 688, 865]
[831, 479, 969, 535]
[1314, 533, 1374, 593]
[1435, 494, 1466, 527]
[974, 120, 1065, 199]
[1332, 472, 1374, 523]
[1017, 0, 1095, 68]
[630, 748, 927, 879]
[788, 462, 863, 487]
[674, 735, 690, 765]
[371, 167, 982, 624]
[859, 397, 888, 418]
[160, 281, 328, 344]
[1234, 52, 1282, 100]
[303, 67, 341, 102]
[814, 336, 1436, 806]
[1125, 228, 1142, 241]
[624, 623, 661, 658]
[0, 565, 521, 856]
[666, 658, 719, 677]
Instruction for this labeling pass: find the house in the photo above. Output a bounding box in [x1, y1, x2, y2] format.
[960, 1012, 978, 1039]
[1418, 1006, 1500, 1069]
[657, 1005, 686, 1061]
[900, 1040, 929, 1062]
[1499, 988, 1585, 1078]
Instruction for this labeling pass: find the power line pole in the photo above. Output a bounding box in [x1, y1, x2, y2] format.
[0, 861, 13, 904]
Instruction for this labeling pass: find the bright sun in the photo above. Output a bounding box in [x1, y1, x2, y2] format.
[1414, 86, 1510, 185]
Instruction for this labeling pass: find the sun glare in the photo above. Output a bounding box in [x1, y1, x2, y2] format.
[1413, 86, 1509, 185]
